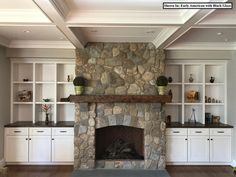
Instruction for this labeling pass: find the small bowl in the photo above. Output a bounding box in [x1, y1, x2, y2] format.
[43, 99, 51, 102]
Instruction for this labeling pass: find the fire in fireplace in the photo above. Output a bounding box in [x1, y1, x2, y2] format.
[95, 125, 144, 160]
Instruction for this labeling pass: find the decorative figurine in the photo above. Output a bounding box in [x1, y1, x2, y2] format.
[168, 76, 173, 83]
[207, 97, 211, 103]
[168, 89, 173, 99]
[189, 74, 194, 83]
[210, 76, 215, 83]
[67, 75, 70, 82]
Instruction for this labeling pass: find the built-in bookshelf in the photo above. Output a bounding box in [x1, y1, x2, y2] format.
[11, 58, 75, 124]
[165, 60, 227, 124]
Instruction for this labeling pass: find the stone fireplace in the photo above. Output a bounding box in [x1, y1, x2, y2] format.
[74, 43, 166, 170]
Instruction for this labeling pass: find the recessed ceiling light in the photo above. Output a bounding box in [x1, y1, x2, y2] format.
[59, 37, 64, 40]
[224, 38, 228, 42]
[217, 32, 223, 35]
[23, 30, 31, 33]
[146, 30, 155, 34]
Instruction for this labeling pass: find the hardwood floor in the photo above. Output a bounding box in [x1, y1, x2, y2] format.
[5, 165, 235, 177]
[166, 165, 235, 177]
[6, 165, 74, 177]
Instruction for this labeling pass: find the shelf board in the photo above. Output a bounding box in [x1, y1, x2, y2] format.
[205, 83, 224, 86]
[57, 82, 73, 84]
[205, 103, 224, 106]
[166, 102, 182, 105]
[57, 102, 74, 105]
[184, 102, 202, 105]
[36, 102, 54, 104]
[13, 81, 33, 84]
[35, 81, 55, 84]
[69, 95, 172, 103]
[184, 83, 203, 85]
[168, 83, 182, 85]
[13, 102, 33, 105]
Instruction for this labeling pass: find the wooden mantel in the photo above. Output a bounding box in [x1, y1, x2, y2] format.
[69, 95, 172, 103]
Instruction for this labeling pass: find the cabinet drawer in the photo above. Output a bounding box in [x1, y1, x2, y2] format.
[166, 128, 187, 135]
[52, 128, 74, 136]
[188, 128, 209, 136]
[210, 129, 231, 136]
[29, 128, 51, 136]
[5, 128, 28, 136]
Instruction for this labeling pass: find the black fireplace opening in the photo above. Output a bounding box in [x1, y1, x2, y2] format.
[95, 125, 144, 160]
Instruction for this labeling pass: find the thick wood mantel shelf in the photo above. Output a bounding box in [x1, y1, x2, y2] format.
[69, 95, 172, 103]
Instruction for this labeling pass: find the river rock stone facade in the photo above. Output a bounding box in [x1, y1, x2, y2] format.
[74, 43, 166, 170]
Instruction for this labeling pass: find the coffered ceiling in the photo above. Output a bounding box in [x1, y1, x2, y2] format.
[0, 0, 235, 50]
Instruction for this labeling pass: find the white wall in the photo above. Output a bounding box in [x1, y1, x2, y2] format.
[0, 46, 10, 162]
[227, 51, 236, 164]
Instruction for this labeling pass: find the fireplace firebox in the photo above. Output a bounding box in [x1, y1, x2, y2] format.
[95, 125, 144, 160]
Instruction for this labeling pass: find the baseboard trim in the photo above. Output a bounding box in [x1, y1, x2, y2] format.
[0, 158, 5, 168]
[230, 160, 236, 167]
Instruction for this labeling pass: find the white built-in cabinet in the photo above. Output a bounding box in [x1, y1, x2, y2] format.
[11, 58, 75, 124]
[166, 129, 187, 162]
[165, 60, 227, 124]
[166, 128, 232, 164]
[4, 127, 74, 164]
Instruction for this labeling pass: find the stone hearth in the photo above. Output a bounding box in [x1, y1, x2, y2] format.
[74, 43, 166, 170]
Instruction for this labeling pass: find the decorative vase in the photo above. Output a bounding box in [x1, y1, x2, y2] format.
[210, 76, 215, 83]
[45, 113, 49, 124]
[168, 77, 173, 83]
[189, 74, 194, 83]
[157, 86, 166, 95]
[75, 86, 84, 95]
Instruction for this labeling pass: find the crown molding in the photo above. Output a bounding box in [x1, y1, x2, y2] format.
[166, 42, 236, 50]
[152, 27, 179, 48]
[8, 40, 75, 49]
[0, 9, 51, 23]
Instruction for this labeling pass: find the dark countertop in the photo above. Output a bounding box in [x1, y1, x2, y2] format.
[4, 121, 74, 127]
[166, 122, 233, 128]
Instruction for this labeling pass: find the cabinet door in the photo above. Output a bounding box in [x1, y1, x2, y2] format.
[29, 136, 51, 162]
[188, 136, 209, 162]
[166, 135, 187, 162]
[52, 136, 74, 162]
[5, 136, 28, 162]
[210, 136, 231, 162]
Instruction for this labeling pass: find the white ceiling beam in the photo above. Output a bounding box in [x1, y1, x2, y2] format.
[156, 9, 215, 49]
[33, 0, 86, 48]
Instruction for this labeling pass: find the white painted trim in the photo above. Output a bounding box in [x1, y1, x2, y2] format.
[0, 9, 51, 23]
[51, 0, 70, 19]
[166, 42, 236, 50]
[158, 9, 215, 49]
[152, 27, 179, 48]
[0, 159, 6, 168]
[231, 160, 236, 167]
[8, 40, 75, 49]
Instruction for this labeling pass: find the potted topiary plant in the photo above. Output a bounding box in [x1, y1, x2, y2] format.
[73, 76, 86, 95]
[156, 75, 168, 95]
